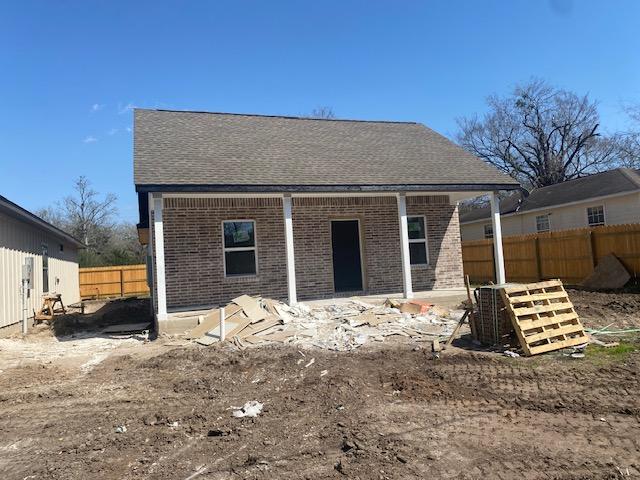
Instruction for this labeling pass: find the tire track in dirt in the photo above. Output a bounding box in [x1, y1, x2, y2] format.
[0, 345, 638, 479]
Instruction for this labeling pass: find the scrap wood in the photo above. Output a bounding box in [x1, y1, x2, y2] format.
[581, 254, 631, 291]
[465, 275, 477, 339]
[444, 309, 471, 348]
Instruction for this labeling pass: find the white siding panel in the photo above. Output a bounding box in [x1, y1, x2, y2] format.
[0, 211, 80, 329]
[460, 192, 640, 241]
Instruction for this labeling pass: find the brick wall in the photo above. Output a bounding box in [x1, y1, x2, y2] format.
[162, 197, 287, 309]
[407, 196, 464, 290]
[159, 195, 464, 309]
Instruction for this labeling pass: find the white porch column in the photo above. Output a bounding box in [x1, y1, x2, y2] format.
[396, 193, 414, 299]
[489, 191, 506, 285]
[152, 193, 168, 320]
[282, 194, 297, 305]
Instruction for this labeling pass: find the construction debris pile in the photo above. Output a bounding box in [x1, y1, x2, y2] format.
[187, 295, 462, 351]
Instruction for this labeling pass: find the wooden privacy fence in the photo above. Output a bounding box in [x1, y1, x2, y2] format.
[463, 223, 640, 285]
[79, 264, 149, 299]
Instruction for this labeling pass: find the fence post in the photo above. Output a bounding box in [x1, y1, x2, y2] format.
[534, 237, 542, 281]
[585, 230, 596, 272]
[120, 268, 125, 297]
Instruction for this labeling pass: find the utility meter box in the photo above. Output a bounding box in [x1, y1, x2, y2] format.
[22, 257, 34, 289]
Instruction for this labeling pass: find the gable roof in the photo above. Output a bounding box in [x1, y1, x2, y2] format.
[134, 109, 519, 193]
[459, 168, 640, 224]
[0, 195, 84, 248]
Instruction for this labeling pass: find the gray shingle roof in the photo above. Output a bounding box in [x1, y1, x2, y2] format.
[459, 168, 640, 224]
[134, 109, 519, 192]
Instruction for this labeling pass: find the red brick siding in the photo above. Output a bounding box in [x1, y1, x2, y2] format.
[407, 196, 464, 290]
[157, 195, 463, 309]
[162, 197, 287, 309]
[292, 197, 403, 299]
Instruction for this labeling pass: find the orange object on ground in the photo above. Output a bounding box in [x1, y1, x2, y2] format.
[399, 300, 433, 315]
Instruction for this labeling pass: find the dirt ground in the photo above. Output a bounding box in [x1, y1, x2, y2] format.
[567, 288, 640, 330]
[0, 294, 639, 480]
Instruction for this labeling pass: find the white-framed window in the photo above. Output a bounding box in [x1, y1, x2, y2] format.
[222, 220, 257, 276]
[587, 205, 605, 227]
[483, 224, 493, 239]
[407, 216, 429, 265]
[536, 214, 550, 233]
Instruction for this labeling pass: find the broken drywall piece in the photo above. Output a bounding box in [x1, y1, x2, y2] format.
[188, 309, 221, 339]
[581, 254, 631, 290]
[195, 333, 219, 346]
[232, 401, 263, 418]
[232, 295, 268, 322]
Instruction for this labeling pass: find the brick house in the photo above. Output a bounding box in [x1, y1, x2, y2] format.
[134, 109, 519, 330]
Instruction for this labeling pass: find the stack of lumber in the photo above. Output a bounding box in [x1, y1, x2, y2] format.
[499, 280, 589, 356]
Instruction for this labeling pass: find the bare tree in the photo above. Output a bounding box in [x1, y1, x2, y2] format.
[61, 176, 117, 246]
[456, 79, 619, 189]
[613, 104, 640, 168]
[307, 106, 336, 119]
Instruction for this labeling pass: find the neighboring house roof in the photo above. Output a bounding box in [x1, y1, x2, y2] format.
[459, 168, 640, 224]
[133, 109, 520, 193]
[0, 195, 84, 248]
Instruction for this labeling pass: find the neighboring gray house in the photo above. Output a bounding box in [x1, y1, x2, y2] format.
[460, 168, 640, 241]
[0, 195, 83, 335]
[134, 109, 519, 331]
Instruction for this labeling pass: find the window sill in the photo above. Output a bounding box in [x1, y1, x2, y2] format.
[411, 263, 431, 270]
[224, 274, 260, 283]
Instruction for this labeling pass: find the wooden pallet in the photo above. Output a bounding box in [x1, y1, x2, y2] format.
[499, 280, 589, 356]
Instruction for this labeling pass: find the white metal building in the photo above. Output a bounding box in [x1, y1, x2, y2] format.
[0, 195, 83, 335]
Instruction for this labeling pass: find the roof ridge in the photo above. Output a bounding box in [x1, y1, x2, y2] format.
[618, 167, 640, 188]
[136, 108, 419, 125]
[531, 168, 632, 193]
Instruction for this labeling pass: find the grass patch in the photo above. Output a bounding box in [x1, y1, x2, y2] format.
[585, 342, 638, 364]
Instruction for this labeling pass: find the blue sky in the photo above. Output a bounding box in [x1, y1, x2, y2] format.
[1, 0, 639, 223]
